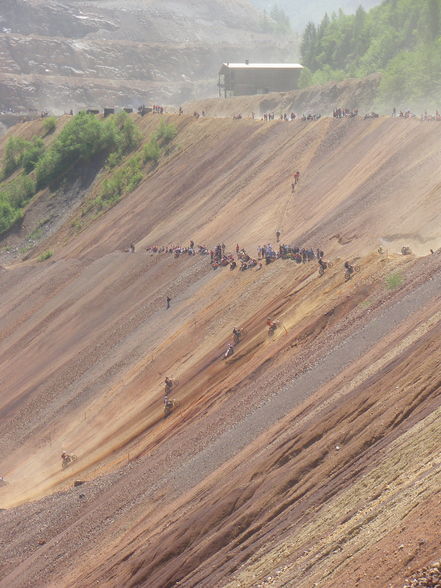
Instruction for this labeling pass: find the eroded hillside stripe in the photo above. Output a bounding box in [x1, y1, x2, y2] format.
[168, 266, 441, 493]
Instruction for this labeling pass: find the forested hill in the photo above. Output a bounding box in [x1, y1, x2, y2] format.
[300, 0, 441, 108]
[250, 0, 381, 30]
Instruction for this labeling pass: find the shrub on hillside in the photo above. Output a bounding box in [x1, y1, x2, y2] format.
[38, 250, 53, 261]
[2, 135, 46, 179]
[143, 138, 161, 164]
[0, 175, 36, 234]
[22, 137, 45, 174]
[0, 200, 21, 233]
[2, 136, 29, 178]
[0, 112, 144, 235]
[36, 112, 114, 188]
[113, 111, 141, 154]
[100, 155, 143, 202]
[43, 116, 57, 135]
[36, 111, 142, 189]
[154, 120, 177, 145]
[1, 175, 36, 209]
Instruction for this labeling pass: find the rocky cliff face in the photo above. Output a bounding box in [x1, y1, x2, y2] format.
[0, 0, 292, 112]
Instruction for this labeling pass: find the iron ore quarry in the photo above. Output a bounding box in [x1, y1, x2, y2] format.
[0, 1, 440, 588]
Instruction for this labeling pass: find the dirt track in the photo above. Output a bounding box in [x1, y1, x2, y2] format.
[0, 114, 440, 587]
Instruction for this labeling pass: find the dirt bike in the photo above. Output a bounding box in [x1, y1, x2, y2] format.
[233, 329, 244, 345]
[318, 261, 333, 276]
[224, 345, 234, 359]
[164, 399, 178, 418]
[62, 453, 78, 469]
[164, 378, 179, 394]
[268, 322, 279, 335]
[344, 265, 360, 281]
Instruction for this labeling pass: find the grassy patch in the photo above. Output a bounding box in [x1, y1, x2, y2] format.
[83, 154, 143, 217]
[28, 227, 44, 241]
[38, 250, 53, 261]
[359, 299, 373, 309]
[71, 218, 84, 232]
[385, 272, 404, 290]
[19, 243, 34, 255]
[28, 216, 52, 241]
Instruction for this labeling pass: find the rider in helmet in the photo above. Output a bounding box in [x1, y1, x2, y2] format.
[233, 327, 241, 344]
[225, 343, 234, 358]
[344, 261, 354, 274]
[267, 317, 277, 331]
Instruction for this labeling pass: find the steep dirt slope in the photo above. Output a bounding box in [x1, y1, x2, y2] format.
[62, 114, 441, 257]
[0, 114, 440, 587]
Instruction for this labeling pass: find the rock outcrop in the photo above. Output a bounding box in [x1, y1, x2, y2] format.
[0, 0, 292, 112]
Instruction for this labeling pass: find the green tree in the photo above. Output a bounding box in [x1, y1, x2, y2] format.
[2, 175, 36, 208]
[301, 22, 318, 70]
[112, 111, 141, 154]
[299, 0, 441, 104]
[2, 136, 28, 178]
[298, 66, 313, 88]
[36, 112, 116, 188]
[22, 137, 45, 174]
[0, 200, 19, 233]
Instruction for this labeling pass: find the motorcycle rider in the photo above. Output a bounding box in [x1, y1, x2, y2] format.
[224, 343, 234, 358]
[233, 327, 241, 344]
[344, 261, 354, 279]
[164, 377, 174, 402]
[164, 397, 175, 416]
[267, 317, 278, 332]
[61, 451, 76, 468]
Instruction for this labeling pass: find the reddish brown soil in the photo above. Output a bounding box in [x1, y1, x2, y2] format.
[0, 115, 440, 587]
